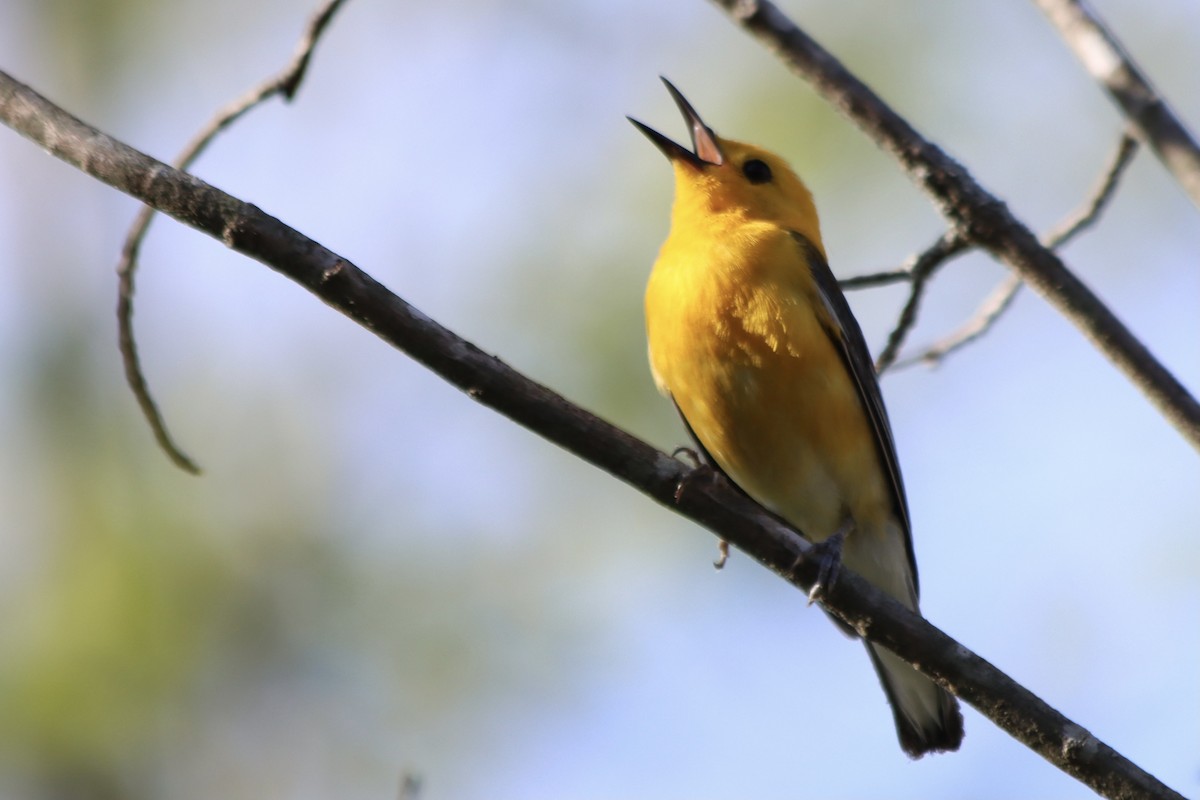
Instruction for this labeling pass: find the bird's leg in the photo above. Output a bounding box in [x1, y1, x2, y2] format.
[806, 517, 853, 605]
[671, 446, 731, 569]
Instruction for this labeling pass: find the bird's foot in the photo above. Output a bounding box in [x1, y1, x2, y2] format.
[669, 448, 730, 569]
[671, 447, 718, 504]
[806, 520, 852, 605]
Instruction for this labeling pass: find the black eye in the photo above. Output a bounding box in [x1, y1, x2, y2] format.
[742, 158, 772, 184]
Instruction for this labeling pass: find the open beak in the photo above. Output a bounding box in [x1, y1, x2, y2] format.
[628, 77, 725, 168]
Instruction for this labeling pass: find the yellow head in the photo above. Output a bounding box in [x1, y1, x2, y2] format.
[629, 79, 825, 256]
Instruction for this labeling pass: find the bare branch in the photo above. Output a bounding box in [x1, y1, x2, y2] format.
[839, 268, 910, 290]
[0, 70, 1186, 800]
[1033, 0, 1200, 210]
[116, 0, 350, 474]
[840, 233, 974, 376]
[872, 231, 966, 373]
[710, 0, 1200, 453]
[899, 131, 1139, 370]
[839, 229, 969, 292]
[1044, 131, 1139, 249]
[897, 274, 1023, 370]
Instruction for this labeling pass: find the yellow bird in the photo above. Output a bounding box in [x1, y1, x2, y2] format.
[630, 79, 963, 757]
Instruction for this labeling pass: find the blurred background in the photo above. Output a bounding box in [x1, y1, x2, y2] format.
[1, 0, 1197, 797]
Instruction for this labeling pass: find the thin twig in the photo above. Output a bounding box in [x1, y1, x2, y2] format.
[116, 0, 350, 474]
[895, 274, 1023, 370]
[840, 229, 971, 292]
[839, 268, 911, 290]
[711, 0, 1200, 454]
[839, 231, 971, 374]
[872, 231, 967, 373]
[0, 71, 1185, 799]
[898, 131, 1140, 370]
[1033, 0, 1200, 210]
[1044, 131, 1139, 249]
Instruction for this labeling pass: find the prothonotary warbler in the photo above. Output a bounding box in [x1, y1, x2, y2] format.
[629, 79, 963, 758]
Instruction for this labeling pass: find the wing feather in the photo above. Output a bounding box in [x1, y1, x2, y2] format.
[791, 232, 918, 593]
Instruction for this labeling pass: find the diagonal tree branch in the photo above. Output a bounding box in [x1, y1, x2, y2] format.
[117, 0, 351, 474]
[710, 0, 1200, 453]
[0, 69, 1185, 800]
[1032, 0, 1200, 210]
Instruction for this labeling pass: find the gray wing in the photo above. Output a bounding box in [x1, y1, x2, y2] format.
[790, 232, 918, 594]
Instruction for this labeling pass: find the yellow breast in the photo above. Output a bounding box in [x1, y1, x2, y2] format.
[646, 221, 891, 541]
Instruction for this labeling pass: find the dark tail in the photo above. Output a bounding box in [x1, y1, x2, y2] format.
[865, 642, 963, 758]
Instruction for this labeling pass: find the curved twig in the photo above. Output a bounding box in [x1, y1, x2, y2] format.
[1044, 131, 1140, 249]
[116, 0, 350, 474]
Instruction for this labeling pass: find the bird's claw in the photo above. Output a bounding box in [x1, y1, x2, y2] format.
[806, 526, 848, 605]
[672, 449, 718, 504]
[671, 446, 702, 468]
[713, 539, 730, 569]
[669, 447, 729, 569]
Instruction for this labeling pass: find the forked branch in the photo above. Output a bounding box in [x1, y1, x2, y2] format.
[890, 131, 1139, 371]
[711, 0, 1200, 452]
